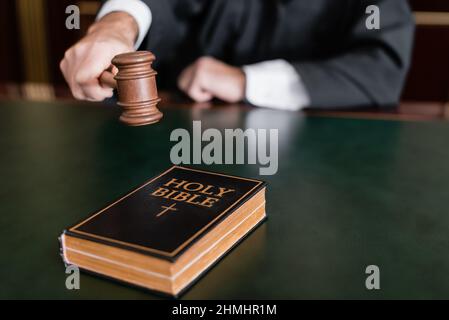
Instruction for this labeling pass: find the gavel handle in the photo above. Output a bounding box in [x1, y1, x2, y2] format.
[99, 70, 117, 89]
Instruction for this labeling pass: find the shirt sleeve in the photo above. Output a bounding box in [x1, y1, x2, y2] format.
[96, 0, 152, 50]
[243, 60, 311, 111]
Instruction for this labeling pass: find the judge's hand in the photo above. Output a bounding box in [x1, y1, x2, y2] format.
[177, 57, 246, 103]
[60, 12, 137, 101]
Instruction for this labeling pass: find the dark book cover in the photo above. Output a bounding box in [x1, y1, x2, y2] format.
[64, 166, 265, 261]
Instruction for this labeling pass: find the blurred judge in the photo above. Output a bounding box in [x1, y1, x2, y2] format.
[60, 0, 414, 110]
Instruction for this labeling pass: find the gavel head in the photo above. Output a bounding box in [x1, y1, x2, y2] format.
[111, 51, 162, 126]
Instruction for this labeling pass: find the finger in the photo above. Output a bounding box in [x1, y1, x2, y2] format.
[80, 78, 114, 101]
[178, 62, 213, 102]
[74, 52, 116, 100]
[60, 53, 86, 100]
[75, 55, 112, 87]
[186, 76, 213, 102]
[177, 65, 194, 92]
[111, 65, 119, 75]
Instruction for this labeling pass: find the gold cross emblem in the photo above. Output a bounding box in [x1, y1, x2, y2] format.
[156, 203, 178, 218]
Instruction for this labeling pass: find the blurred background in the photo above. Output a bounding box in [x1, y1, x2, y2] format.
[0, 0, 448, 114]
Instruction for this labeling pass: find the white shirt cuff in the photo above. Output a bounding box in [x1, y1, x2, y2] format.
[243, 60, 311, 111]
[96, 0, 152, 50]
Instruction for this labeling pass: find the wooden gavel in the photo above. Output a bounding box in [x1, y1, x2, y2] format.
[99, 51, 162, 126]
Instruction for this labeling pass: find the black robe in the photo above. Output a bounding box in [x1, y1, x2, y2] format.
[134, 0, 414, 108]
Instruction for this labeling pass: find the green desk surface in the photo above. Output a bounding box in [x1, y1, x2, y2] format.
[1, 100, 449, 299]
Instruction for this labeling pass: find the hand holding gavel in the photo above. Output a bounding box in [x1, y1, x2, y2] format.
[99, 51, 163, 126]
[60, 12, 162, 126]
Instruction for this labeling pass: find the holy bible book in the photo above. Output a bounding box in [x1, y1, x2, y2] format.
[60, 166, 266, 296]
